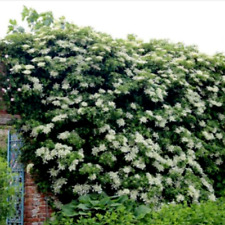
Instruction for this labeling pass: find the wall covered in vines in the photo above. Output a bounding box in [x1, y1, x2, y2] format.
[1, 8, 225, 208]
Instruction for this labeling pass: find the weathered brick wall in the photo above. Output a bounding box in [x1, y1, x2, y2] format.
[24, 173, 53, 225]
[0, 127, 8, 149]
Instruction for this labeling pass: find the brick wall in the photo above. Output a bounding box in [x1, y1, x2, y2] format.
[24, 173, 53, 225]
[0, 127, 8, 149]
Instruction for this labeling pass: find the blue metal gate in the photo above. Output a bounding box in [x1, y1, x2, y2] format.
[7, 132, 24, 225]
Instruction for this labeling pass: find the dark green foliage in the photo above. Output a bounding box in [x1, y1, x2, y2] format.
[46, 198, 225, 225]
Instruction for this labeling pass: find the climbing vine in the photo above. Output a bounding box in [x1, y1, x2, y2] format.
[1, 7, 225, 207]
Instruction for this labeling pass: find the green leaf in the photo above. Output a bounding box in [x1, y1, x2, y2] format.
[76, 203, 90, 210]
[89, 200, 100, 207]
[79, 194, 91, 203]
[9, 19, 17, 25]
[99, 196, 110, 206]
[134, 205, 151, 218]
[61, 201, 77, 217]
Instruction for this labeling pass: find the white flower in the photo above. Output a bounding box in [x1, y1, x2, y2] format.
[166, 177, 173, 185]
[130, 103, 137, 109]
[92, 147, 99, 156]
[218, 113, 224, 121]
[23, 70, 31, 74]
[43, 123, 54, 134]
[75, 96, 83, 104]
[112, 141, 120, 148]
[26, 163, 34, 173]
[50, 71, 59, 77]
[51, 143, 72, 159]
[53, 178, 67, 194]
[146, 110, 153, 116]
[133, 160, 146, 170]
[108, 101, 116, 108]
[89, 174, 97, 180]
[199, 121, 206, 127]
[126, 112, 133, 119]
[96, 99, 103, 107]
[58, 131, 70, 140]
[125, 152, 136, 161]
[44, 56, 51, 61]
[25, 65, 35, 70]
[140, 116, 147, 123]
[22, 44, 30, 49]
[134, 132, 145, 143]
[33, 83, 43, 92]
[117, 119, 125, 127]
[202, 131, 214, 140]
[155, 115, 163, 121]
[81, 102, 88, 107]
[207, 86, 219, 93]
[86, 57, 92, 61]
[80, 82, 88, 88]
[188, 185, 200, 201]
[59, 58, 67, 62]
[62, 83, 70, 90]
[123, 167, 131, 173]
[215, 158, 223, 165]
[121, 146, 130, 153]
[1, 88, 6, 93]
[140, 193, 149, 203]
[96, 56, 103, 61]
[208, 194, 216, 201]
[37, 62, 46, 67]
[106, 133, 115, 142]
[176, 194, 184, 202]
[99, 144, 106, 152]
[181, 137, 189, 143]
[109, 172, 121, 188]
[69, 159, 79, 171]
[27, 48, 35, 53]
[99, 89, 106, 93]
[92, 184, 102, 193]
[118, 189, 130, 196]
[99, 124, 110, 133]
[36, 147, 48, 157]
[52, 114, 68, 122]
[40, 48, 50, 54]
[216, 133, 223, 139]
[49, 168, 59, 177]
[130, 190, 138, 200]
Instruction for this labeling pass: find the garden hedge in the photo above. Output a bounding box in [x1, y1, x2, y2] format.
[0, 7, 224, 208]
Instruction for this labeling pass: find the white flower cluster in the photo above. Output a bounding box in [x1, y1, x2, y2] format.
[31, 123, 54, 137]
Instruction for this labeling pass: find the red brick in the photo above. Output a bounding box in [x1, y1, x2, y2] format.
[24, 172, 53, 224]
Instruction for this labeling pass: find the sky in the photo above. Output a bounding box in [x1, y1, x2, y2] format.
[0, 1, 225, 55]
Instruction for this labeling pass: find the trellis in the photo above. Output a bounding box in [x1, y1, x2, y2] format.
[7, 132, 24, 225]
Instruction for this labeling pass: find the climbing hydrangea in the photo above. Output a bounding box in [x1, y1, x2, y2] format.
[0, 13, 225, 207]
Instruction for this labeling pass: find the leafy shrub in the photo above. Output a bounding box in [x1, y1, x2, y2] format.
[47, 193, 139, 225]
[46, 198, 225, 225]
[0, 146, 7, 159]
[0, 7, 224, 207]
[0, 156, 16, 225]
[143, 198, 225, 225]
